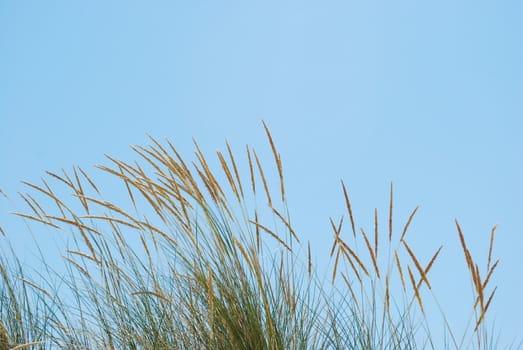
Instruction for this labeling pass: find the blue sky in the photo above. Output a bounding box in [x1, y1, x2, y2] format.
[1, 0, 522, 345]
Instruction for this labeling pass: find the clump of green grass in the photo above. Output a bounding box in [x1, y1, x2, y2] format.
[0, 123, 511, 349]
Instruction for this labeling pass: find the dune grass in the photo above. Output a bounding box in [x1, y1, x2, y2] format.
[0, 123, 513, 349]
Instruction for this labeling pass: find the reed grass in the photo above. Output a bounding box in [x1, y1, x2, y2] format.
[0, 124, 516, 349]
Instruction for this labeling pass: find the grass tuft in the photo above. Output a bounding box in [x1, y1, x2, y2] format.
[0, 123, 515, 349]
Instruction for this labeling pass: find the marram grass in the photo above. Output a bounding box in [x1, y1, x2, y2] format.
[0, 123, 515, 349]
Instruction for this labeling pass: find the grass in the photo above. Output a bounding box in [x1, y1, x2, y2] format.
[0, 123, 516, 349]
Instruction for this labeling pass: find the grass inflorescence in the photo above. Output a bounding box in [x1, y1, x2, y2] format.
[0, 124, 513, 349]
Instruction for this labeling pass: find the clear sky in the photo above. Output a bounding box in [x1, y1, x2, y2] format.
[1, 0, 522, 346]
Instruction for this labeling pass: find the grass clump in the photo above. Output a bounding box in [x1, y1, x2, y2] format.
[0, 123, 513, 349]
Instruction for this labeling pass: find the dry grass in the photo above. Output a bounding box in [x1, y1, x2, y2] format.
[455, 220, 499, 334]
[0, 123, 511, 349]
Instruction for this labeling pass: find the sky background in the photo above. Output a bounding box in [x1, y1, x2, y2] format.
[1, 0, 522, 346]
